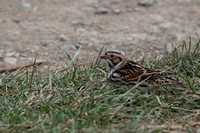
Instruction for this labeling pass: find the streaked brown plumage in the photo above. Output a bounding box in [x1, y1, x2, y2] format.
[100, 49, 185, 91]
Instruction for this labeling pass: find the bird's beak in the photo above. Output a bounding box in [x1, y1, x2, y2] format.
[100, 55, 107, 59]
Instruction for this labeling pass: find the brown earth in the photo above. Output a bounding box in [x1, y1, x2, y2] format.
[0, 0, 200, 69]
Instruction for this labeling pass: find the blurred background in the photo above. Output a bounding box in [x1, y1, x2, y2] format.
[0, 0, 200, 68]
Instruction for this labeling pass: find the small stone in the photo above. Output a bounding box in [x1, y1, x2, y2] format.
[96, 7, 110, 14]
[176, 33, 187, 41]
[113, 9, 120, 14]
[44, 52, 48, 56]
[20, 53, 27, 57]
[197, 127, 200, 133]
[75, 28, 86, 32]
[156, 46, 163, 51]
[138, 0, 156, 7]
[90, 31, 97, 35]
[37, 17, 43, 22]
[78, 40, 89, 45]
[14, 31, 21, 36]
[122, 42, 134, 46]
[31, 49, 35, 53]
[131, 33, 146, 41]
[21, 1, 31, 8]
[149, 14, 163, 23]
[122, 40, 138, 46]
[155, 50, 160, 54]
[125, 8, 133, 12]
[60, 44, 77, 52]
[125, 36, 133, 41]
[15, 53, 20, 57]
[4, 57, 17, 65]
[159, 22, 172, 29]
[13, 18, 20, 23]
[59, 34, 66, 41]
[6, 51, 15, 57]
[0, 19, 6, 23]
[177, 0, 191, 2]
[81, 21, 93, 26]
[96, 48, 101, 52]
[182, 26, 192, 32]
[41, 40, 50, 46]
[145, 35, 156, 41]
[71, 20, 79, 25]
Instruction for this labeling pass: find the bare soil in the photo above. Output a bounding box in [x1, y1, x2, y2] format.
[0, 0, 200, 68]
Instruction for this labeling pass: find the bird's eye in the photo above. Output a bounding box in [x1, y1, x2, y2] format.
[110, 55, 115, 58]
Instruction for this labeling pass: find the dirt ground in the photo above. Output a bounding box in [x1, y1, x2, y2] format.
[0, 0, 200, 69]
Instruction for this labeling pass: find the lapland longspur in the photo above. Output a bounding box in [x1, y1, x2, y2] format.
[100, 49, 185, 91]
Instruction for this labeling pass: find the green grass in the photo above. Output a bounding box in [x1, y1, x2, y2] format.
[0, 39, 200, 132]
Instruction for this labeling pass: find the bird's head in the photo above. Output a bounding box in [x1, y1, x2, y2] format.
[100, 49, 127, 70]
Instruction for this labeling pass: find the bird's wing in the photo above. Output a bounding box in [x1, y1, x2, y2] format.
[115, 61, 147, 81]
[116, 60, 174, 81]
[114, 60, 185, 88]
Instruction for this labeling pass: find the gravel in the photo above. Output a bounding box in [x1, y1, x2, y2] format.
[4, 57, 17, 65]
[78, 40, 89, 45]
[138, 0, 156, 7]
[113, 9, 121, 14]
[13, 18, 20, 23]
[60, 44, 77, 52]
[41, 40, 50, 46]
[81, 21, 93, 26]
[96, 7, 110, 14]
[58, 34, 67, 41]
[21, 1, 31, 8]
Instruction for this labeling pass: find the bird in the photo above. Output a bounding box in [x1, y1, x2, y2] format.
[100, 49, 186, 92]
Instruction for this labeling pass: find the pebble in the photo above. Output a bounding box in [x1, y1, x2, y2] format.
[138, 0, 156, 6]
[0, 19, 6, 23]
[131, 33, 146, 41]
[5, 51, 15, 57]
[21, 1, 31, 8]
[81, 21, 93, 26]
[113, 9, 121, 14]
[14, 31, 21, 36]
[197, 127, 200, 133]
[177, 0, 191, 2]
[20, 53, 27, 57]
[145, 35, 156, 41]
[125, 8, 133, 12]
[149, 14, 163, 23]
[176, 33, 187, 41]
[75, 28, 86, 32]
[159, 22, 172, 29]
[15, 53, 20, 57]
[156, 46, 164, 51]
[125, 36, 133, 41]
[41, 40, 50, 46]
[78, 40, 89, 45]
[122, 41, 137, 46]
[4, 57, 17, 65]
[59, 34, 66, 41]
[89, 31, 97, 35]
[13, 18, 20, 23]
[95, 7, 110, 14]
[182, 26, 192, 32]
[37, 17, 43, 22]
[60, 44, 77, 52]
